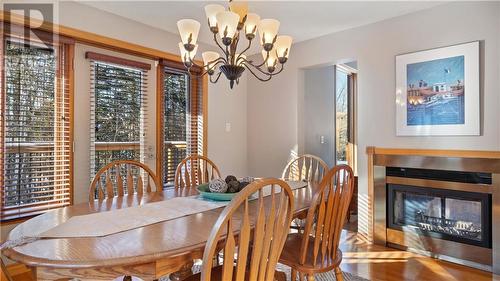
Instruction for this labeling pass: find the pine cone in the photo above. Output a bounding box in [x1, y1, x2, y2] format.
[238, 181, 250, 191]
[225, 175, 238, 184]
[227, 180, 240, 193]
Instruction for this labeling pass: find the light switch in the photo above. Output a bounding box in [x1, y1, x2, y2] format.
[320, 135, 325, 144]
[225, 122, 231, 132]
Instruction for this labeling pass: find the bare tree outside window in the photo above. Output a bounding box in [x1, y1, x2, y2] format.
[163, 70, 188, 185]
[93, 62, 143, 174]
[336, 68, 349, 165]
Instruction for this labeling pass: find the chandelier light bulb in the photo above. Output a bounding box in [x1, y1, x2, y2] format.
[244, 13, 260, 39]
[275, 35, 293, 63]
[177, 19, 200, 49]
[179, 42, 197, 67]
[202, 51, 220, 72]
[261, 49, 278, 73]
[258, 19, 280, 51]
[204, 4, 225, 29]
[229, 0, 248, 28]
[216, 11, 240, 44]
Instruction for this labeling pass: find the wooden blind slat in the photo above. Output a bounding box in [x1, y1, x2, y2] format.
[86, 51, 151, 71]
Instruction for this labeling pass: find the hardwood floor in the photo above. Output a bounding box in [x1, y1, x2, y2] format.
[6, 228, 499, 281]
[339, 228, 498, 281]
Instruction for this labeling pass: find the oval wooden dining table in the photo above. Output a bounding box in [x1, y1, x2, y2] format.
[3, 182, 319, 281]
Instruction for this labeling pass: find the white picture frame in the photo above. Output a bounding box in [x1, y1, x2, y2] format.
[395, 41, 480, 136]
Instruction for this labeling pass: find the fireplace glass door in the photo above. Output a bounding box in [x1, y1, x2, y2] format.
[388, 184, 491, 248]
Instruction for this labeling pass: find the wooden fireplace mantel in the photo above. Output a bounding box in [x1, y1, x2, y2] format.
[367, 147, 500, 159]
[366, 146, 500, 274]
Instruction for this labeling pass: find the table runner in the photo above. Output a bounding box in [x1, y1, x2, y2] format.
[37, 180, 308, 239]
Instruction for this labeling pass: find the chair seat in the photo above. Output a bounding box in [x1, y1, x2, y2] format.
[184, 265, 285, 281]
[279, 233, 343, 274]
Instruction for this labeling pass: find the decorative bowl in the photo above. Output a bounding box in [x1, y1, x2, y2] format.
[197, 183, 239, 201]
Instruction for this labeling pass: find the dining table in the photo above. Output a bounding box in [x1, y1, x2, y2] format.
[2, 181, 319, 281]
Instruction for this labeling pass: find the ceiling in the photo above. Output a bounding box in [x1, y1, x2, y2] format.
[81, 1, 444, 54]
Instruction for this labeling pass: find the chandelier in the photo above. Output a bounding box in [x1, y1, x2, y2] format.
[176, 1, 292, 88]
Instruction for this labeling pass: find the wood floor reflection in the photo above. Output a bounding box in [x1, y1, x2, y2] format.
[338, 228, 496, 281]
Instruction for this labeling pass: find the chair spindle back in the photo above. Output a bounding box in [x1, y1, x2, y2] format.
[300, 165, 354, 266]
[174, 155, 221, 189]
[282, 154, 329, 183]
[200, 178, 294, 281]
[89, 160, 160, 201]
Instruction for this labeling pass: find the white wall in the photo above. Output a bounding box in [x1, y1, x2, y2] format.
[208, 76, 248, 177]
[303, 66, 336, 167]
[247, 1, 500, 236]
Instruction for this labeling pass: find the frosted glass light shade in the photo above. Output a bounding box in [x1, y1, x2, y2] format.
[177, 19, 200, 45]
[179, 42, 197, 63]
[261, 50, 277, 68]
[275, 35, 293, 58]
[244, 13, 260, 35]
[258, 19, 280, 45]
[204, 4, 225, 28]
[229, 1, 248, 23]
[202, 51, 220, 69]
[216, 11, 240, 39]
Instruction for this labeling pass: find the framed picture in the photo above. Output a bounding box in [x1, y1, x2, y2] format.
[396, 41, 480, 136]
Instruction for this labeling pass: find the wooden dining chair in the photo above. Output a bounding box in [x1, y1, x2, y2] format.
[282, 154, 329, 183]
[184, 178, 295, 281]
[89, 160, 161, 201]
[282, 154, 329, 232]
[174, 155, 221, 189]
[279, 165, 355, 281]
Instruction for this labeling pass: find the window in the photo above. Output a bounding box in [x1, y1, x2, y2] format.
[1, 35, 74, 221]
[157, 62, 205, 187]
[335, 65, 356, 167]
[87, 52, 149, 178]
[162, 70, 188, 184]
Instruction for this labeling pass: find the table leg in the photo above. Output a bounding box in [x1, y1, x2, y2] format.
[169, 260, 194, 281]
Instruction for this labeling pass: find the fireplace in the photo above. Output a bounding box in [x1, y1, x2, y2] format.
[387, 184, 491, 248]
[367, 147, 500, 273]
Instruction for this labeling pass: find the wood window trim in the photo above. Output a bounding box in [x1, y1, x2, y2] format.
[335, 64, 357, 174]
[85, 51, 151, 71]
[347, 72, 357, 173]
[1, 28, 75, 224]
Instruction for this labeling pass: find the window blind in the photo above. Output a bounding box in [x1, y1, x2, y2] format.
[88, 53, 149, 182]
[158, 62, 204, 187]
[1, 38, 73, 221]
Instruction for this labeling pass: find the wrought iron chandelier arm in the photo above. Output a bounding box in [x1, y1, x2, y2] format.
[187, 58, 226, 78]
[254, 51, 270, 68]
[239, 56, 282, 76]
[236, 38, 253, 62]
[187, 56, 226, 73]
[210, 71, 223, 83]
[203, 57, 227, 69]
[270, 63, 285, 76]
[242, 62, 273, 82]
[213, 33, 229, 57]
